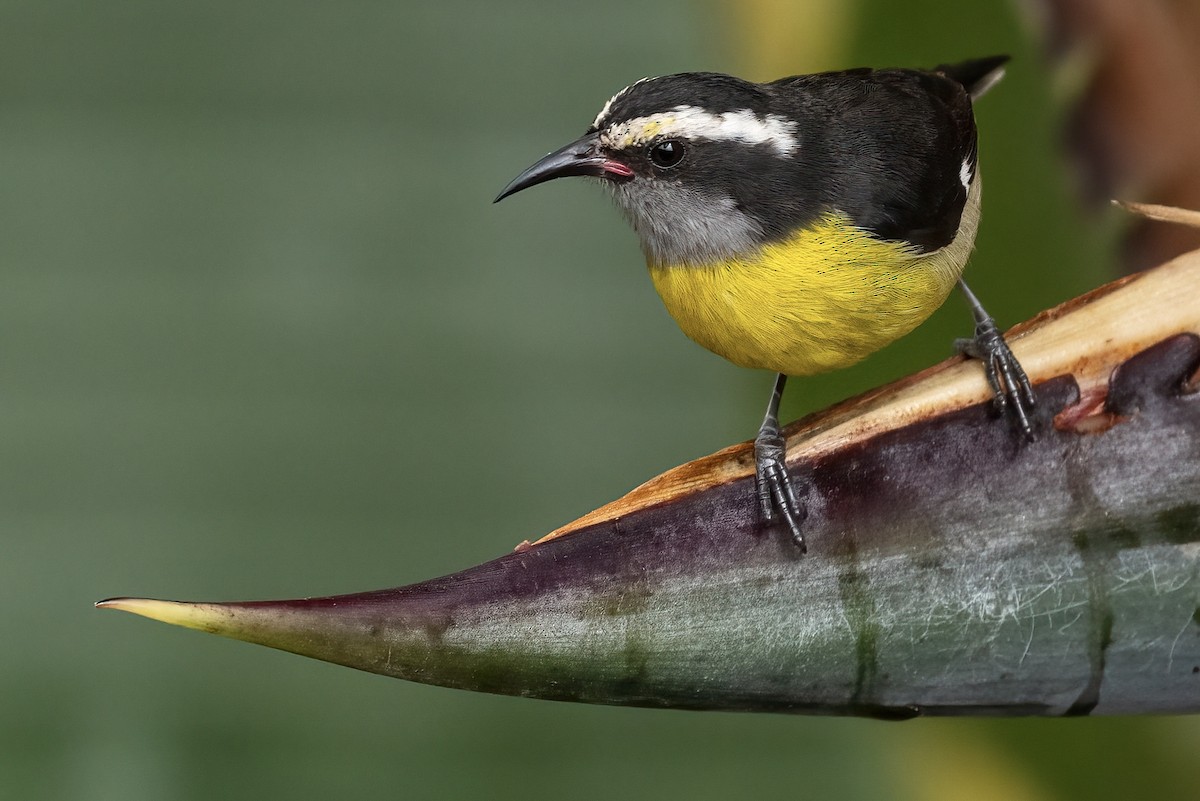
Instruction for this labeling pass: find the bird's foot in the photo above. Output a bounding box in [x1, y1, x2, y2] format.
[956, 316, 1037, 438]
[754, 425, 807, 551]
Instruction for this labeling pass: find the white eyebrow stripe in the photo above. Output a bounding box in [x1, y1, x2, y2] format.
[592, 76, 655, 130]
[599, 105, 799, 155]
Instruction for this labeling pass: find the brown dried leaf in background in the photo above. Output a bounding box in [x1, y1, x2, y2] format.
[1020, 0, 1200, 272]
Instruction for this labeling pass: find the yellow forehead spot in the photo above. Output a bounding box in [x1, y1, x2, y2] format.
[640, 119, 666, 140]
[609, 117, 671, 149]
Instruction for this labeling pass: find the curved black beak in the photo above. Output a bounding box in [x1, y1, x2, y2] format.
[494, 132, 633, 203]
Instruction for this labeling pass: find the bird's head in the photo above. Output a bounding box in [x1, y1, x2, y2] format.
[495, 73, 803, 266]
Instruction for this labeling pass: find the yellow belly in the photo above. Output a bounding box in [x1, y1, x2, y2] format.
[648, 182, 981, 376]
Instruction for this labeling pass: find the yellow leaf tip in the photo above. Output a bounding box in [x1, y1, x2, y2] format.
[95, 596, 220, 630]
[97, 596, 140, 611]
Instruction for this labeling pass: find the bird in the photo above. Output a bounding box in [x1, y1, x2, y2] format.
[494, 56, 1035, 551]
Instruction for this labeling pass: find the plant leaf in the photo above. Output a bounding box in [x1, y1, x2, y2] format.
[99, 248, 1200, 717]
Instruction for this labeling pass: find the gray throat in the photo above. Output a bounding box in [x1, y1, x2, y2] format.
[607, 181, 764, 266]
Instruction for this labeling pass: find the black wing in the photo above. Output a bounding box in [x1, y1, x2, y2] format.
[764, 59, 1003, 253]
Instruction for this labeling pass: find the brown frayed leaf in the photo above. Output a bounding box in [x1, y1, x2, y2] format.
[1114, 200, 1200, 229]
[1022, 0, 1200, 271]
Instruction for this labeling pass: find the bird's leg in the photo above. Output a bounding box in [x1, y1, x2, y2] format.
[955, 279, 1036, 437]
[754, 372, 807, 551]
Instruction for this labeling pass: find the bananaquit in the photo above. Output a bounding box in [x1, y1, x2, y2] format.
[495, 56, 1034, 550]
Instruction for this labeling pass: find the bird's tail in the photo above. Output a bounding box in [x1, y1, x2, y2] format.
[936, 55, 1010, 100]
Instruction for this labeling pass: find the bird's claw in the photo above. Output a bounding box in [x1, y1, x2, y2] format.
[956, 317, 1036, 439]
[754, 428, 807, 551]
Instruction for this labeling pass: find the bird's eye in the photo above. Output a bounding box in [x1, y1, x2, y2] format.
[648, 140, 686, 169]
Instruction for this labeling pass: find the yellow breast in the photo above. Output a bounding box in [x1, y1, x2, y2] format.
[648, 178, 981, 376]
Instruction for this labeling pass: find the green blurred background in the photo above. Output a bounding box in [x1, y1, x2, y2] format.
[3, 1, 1197, 799]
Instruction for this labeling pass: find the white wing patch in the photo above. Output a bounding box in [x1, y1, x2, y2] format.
[600, 105, 800, 156]
[960, 158, 973, 190]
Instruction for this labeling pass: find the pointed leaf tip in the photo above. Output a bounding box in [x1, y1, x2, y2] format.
[95, 596, 230, 633]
